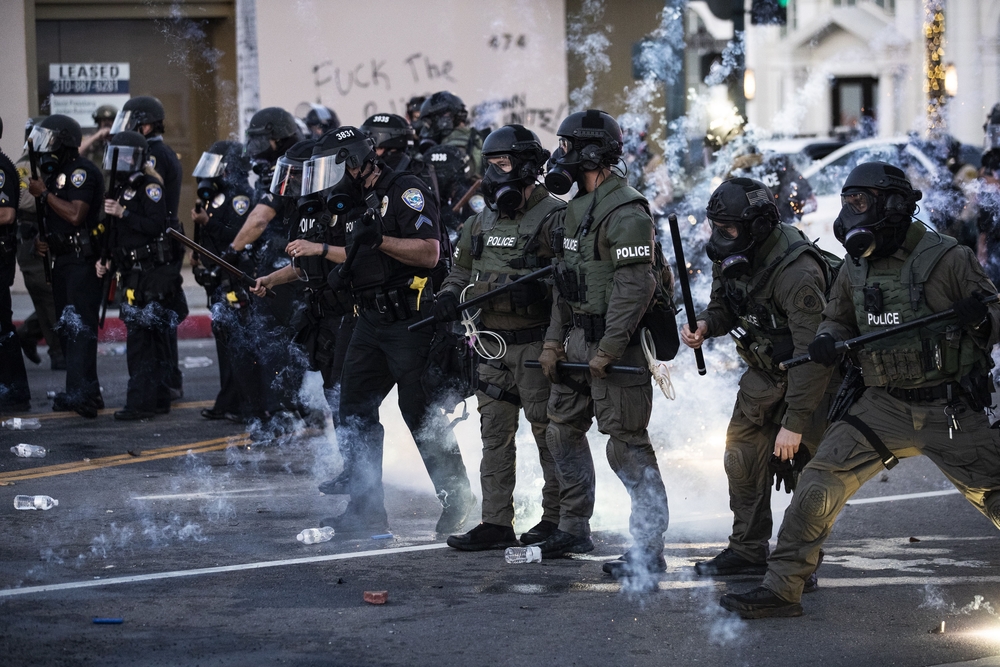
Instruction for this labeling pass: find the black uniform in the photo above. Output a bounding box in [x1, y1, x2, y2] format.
[194, 183, 253, 416]
[336, 165, 473, 532]
[146, 136, 187, 397]
[111, 173, 178, 413]
[0, 148, 30, 410]
[43, 155, 104, 410]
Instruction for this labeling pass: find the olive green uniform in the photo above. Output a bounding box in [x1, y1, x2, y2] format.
[442, 186, 564, 529]
[763, 222, 1000, 603]
[442, 127, 483, 177]
[545, 174, 669, 548]
[697, 223, 839, 564]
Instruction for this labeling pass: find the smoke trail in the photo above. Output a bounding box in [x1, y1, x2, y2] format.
[566, 0, 612, 111]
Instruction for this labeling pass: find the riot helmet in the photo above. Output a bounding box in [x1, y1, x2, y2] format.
[111, 96, 165, 135]
[193, 140, 248, 201]
[30, 115, 83, 175]
[479, 124, 550, 216]
[833, 162, 921, 261]
[295, 102, 340, 138]
[544, 110, 623, 195]
[103, 131, 148, 179]
[24, 116, 46, 143]
[361, 113, 414, 154]
[704, 178, 780, 279]
[92, 105, 118, 128]
[270, 138, 316, 200]
[303, 127, 376, 215]
[422, 144, 471, 194]
[985, 103, 1000, 152]
[245, 107, 301, 167]
[418, 91, 468, 144]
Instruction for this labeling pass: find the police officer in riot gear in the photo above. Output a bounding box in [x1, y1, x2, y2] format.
[80, 104, 117, 167]
[681, 177, 839, 582]
[190, 140, 254, 421]
[27, 114, 105, 417]
[300, 126, 474, 537]
[111, 95, 187, 401]
[295, 103, 340, 138]
[418, 91, 483, 175]
[433, 125, 565, 551]
[721, 162, 1000, 619]
[240, 107, 303, 196]
[0, 114, 31, 412]
[539, 110, 670, 572]
[98, 131, 179, 420]
[360, 113, 417, 173]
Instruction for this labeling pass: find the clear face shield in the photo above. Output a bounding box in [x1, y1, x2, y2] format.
[301, 154, 347, 196]
[109, 109, 134, 135]
[192, 152, 226, 178]
[102, 145, 144, 174]
[29, 126, 59, 153]
[269, 156, 304, 197]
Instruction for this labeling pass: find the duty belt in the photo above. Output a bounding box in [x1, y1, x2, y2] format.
[115, 236, 175, 270]
[489, 326, 547, 346]
[885, 382, 958, 403]
[48, 230, 95, 259]
[355, 287, 421, 322]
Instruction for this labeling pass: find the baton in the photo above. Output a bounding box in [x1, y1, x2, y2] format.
[668, 213, 706, 375]
[27, 145, 52, 285]
[779, 292, 1000, 371]
[408, 265, 554, 332]
[99, 147, 120, 327]
[165, 228, 273, 298]
[523, 360, 646, 375]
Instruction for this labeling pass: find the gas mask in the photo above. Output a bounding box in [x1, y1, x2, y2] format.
[833, 189, 916, 261]
[325, 165, 369, 215]
[481, 158, 530, 217]
[38, 152, 62, 176]
[297, 194, 326, 218]
[544, 139, 605, 196]
[419, 113, 454, 144]
[197, 179, 220, 202]
[706, 219, 757, 279]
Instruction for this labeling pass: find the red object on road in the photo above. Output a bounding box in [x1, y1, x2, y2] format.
[363, 591, 388, 605]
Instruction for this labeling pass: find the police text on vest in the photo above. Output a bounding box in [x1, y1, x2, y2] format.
[867, 312, 901, 326]
[615, 245, 650, 261]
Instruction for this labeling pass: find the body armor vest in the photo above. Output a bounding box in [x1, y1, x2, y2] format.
[291, 211, 336, 286]
[465, 194, 564, 323]
[724, 224, 825, 372]
[554, 181, 647, 316]
[846, 223, 988, 388]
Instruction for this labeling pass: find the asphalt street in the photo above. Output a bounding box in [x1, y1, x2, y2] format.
[1, 339, 1000, 667]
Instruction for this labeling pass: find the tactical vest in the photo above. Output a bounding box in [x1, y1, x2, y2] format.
[291, 211, 336, 285]
[465, 195, 564, 319]
[554, 180, 648, 316]
[724, 224, 828, 372]
[846, 223, 988, 388]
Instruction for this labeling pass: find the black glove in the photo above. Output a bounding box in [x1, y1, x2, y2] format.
[432, 291, 460, 323]
[353, 213, 383, 248]
[952, 292, 989, 327]
[220, 244, 240, 267]
[509, 280, 546, 309]
[769, 447, 812, 494]
[327, 263, 348, 292]
[808, 333, 839, 367]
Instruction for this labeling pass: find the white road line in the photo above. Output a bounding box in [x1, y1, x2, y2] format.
[0, 542, 448, 599]
[131, 487, 279, 500]
[847, 489, 961, 505]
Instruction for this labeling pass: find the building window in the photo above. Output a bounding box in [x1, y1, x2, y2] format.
[832, 76, 878, 138]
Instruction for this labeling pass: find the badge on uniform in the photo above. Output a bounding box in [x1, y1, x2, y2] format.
[232, 195, 250, 216]
[145, 183, 163, 203]
[415, 214, 432, 230]
[402, 188, 425, 212]
[70, 168, 88, 188]
[380, 195, 389, 218]
[146, 156, 157, 170]
[123, 188, 136, 201]
[211, 193, 226, 209]
[469, 194, 486, 213]
[0, 171, 5, 189]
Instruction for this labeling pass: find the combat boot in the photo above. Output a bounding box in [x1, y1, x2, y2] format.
[321, 510, 389, 540]
[536, 529, 593, 557]
[435, 489, 476, 535]
[603, 548, 667, 578]
[719, 586, 803, 619]
[317, 471, 351, 495]
[446, 523, 519, 551]
[803, 549, 825, 594]
[519, 520, 557, 545]
[694, 548, 768, 576]
[114, 408, 154, 421]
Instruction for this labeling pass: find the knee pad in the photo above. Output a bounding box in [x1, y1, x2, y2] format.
[798, 482, 831, 519]
[724, 447, 750, 482]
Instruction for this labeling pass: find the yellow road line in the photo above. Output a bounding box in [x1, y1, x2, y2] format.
[0, 434, 251, 484]
[24, 400, 215, 421]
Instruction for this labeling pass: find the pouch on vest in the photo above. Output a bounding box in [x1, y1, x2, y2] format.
[640, 239, 680, 361]
[422, 324, 478, 410]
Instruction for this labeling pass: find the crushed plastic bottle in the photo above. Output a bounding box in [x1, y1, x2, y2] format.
[2, 418, 42, 431]
[14, 495, 59, 510]
[504, 546, 542, 564]
[296, 527, 336, 544]
[10, 444, 47, 458]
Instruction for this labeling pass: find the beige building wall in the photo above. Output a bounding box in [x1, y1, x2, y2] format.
[0, 0, 32, 159]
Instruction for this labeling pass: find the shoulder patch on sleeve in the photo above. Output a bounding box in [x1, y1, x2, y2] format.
[793, 284, 825, 314]
[145, 183, 163, 203]
[145, 156, 157, 170]
[232, 195, 250, 216]
[70, 168, 88, 188]
[380, 195, 389, 218]
[0, 171, 5, 189]
[401, 187, 425, 212]
[414, 214, 433, 230]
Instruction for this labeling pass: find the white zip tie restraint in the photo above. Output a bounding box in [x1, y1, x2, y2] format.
[460, 284, 506, 361]
[641, 328, 675, 400]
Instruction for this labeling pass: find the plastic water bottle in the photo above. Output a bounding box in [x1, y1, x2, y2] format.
[2, 418, 42, 431]
[296, 527, 336, 544]
[504, 546, 542, 564]
[14, 495, 59, 510]
[10, 444, 47, 458]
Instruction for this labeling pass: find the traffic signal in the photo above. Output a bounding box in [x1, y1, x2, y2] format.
[751, 0, 787, 25]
